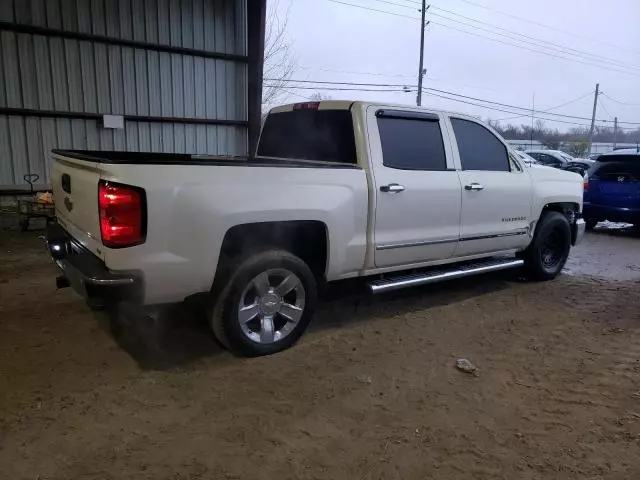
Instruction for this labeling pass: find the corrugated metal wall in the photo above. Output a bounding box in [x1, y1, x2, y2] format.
[0, 0, 248, 187]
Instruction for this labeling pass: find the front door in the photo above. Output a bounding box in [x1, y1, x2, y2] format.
[448, 117, 533, 257]
[370, 107, 462, 268]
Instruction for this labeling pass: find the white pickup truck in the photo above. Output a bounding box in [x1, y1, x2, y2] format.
[47, 100, 585, 356]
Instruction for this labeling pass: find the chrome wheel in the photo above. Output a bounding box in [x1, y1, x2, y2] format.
[237, 268, 306, 344]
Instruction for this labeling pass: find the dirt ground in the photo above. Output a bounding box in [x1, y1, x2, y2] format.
[1, 225, 639, 480]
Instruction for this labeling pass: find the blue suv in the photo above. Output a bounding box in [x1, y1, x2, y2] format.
[583, 149, 640, 229]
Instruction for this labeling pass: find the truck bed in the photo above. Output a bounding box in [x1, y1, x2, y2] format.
[52, 150, 359, 169]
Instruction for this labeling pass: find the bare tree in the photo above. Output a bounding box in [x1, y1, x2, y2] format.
[309, 92, 332, 101]
[262, 1, 296, 108]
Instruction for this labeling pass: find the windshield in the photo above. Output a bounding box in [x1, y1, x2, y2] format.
[257, 109, 357, 164]
[517, 151, 538, 164]
[558, 152, 575, 162]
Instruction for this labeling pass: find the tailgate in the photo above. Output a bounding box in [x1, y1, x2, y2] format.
[51, 153, 105, 259]
[591, 172, 640, 209]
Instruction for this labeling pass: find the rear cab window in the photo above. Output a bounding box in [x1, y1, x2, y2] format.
[257, 106, 357, 165]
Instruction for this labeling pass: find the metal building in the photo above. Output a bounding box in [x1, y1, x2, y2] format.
[0, 0, 266, 189]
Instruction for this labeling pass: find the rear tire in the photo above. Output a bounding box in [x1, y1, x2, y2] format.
[210, 249, 317, 357]
[522, 211, 572, 281]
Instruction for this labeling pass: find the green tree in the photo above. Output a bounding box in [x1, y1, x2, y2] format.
[568, 141, 589, 157]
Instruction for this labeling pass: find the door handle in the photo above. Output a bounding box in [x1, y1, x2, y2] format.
[465, 183, 484, 191]
[380, 183, 405, 193]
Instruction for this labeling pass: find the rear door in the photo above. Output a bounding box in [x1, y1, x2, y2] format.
[449, 117, 533, 257]
[369, 107, 462, 268]
[589, 159, 640, 209]
[51, 152, 104, 258]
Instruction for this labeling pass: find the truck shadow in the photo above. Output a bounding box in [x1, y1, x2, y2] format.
[310, 271, 516, 335]
[101, 272, 517, 371]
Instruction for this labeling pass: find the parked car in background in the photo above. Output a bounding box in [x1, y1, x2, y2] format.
[567, 159, 595, 176]
[525, 149, 570, 168]
[515, 150, 540, 167]
[583, 149, 640, 229]
[525, 149, 593, 175]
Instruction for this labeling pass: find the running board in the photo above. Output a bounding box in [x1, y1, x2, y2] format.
[367, 257, 524, 294]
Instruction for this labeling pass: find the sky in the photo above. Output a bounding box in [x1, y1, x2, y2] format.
[267, 0, 640, 133]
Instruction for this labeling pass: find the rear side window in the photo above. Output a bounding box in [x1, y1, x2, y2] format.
[451, 118, 509, 171]
[377, 116, 447, 170]
[257, 109, 357, 164]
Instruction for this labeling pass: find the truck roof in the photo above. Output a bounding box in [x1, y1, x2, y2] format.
[270, 100, 480, 119]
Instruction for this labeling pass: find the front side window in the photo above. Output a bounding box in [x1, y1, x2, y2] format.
[451, 118, 509, 171]
[377, 115, 447, 171]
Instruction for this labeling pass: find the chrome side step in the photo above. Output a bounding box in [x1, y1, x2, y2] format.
[367, 257, 524, 294]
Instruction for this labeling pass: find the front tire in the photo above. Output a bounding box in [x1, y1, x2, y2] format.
[210, 249, 318, 357]
[522, 211, 572, 281]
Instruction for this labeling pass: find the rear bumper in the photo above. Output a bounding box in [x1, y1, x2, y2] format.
[583, 203, 640, 224]
[46, 222, 141, 307]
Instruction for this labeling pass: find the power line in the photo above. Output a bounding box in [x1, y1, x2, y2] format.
[280, 88, 315, 101]
[426, 9, 640, 72]
[269, 78, 635, 123]
[377, 0, 640, 71]
[322, 0, 640, 77]
[267, 84, 600, 126]
[493, 91, 595, 121]
[440, 0, 640, 56]
[598, 97, 614, 118]
[324, 0, 417, 20]
[425, 85, 616, 122]
[266, 78, 410, 88]
[298, 65, 415, 79]
[298, 65, 506, 93]
[264, 84, 411, 93]
[422, 91, 598, 127]
[429, 21, 640, 77]
[601, 93, 640, 107]
[270, 82, 625, 128]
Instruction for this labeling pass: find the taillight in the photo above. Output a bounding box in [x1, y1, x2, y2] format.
[583, 175, 589, 191]
[98, 181, 146, 248]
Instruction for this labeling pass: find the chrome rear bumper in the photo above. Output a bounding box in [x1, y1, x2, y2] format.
[46, 222, 140, 307]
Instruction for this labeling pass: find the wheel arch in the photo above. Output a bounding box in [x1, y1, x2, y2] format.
[541, 201, 580, 218]
[216, 220, 329, 283]
[533, 201, 580, 232]
[526, 202, 579, 248]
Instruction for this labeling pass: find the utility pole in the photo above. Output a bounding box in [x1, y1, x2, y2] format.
[416, 2, 429, 106]
[613, 116, 618, 149]
[530, 93, 535, 149]
[588, 83, 600, 154]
